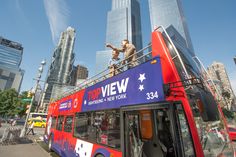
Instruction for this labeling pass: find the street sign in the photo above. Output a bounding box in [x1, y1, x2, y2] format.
[21, 98, 32, 102]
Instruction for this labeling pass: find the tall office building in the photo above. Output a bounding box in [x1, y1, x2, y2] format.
[148, 0, 194, 54]
[41, 27, 75, 111]
[208, 62, 236, 109]
[0, 37, 24, 92]
[96, 0, 143, 73]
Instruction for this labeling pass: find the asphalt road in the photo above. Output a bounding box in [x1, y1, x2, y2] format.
[0, 122, 59, 157]
[0, 122, 45, 138]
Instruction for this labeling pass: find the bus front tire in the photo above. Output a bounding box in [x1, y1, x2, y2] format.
[48, 137, 53, 152]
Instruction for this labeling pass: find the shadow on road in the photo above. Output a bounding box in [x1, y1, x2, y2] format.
[38, 141, 59, 157]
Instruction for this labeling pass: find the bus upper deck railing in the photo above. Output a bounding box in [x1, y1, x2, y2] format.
[53, 44, 153, 102]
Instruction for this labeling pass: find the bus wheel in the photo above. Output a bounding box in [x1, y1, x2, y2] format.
[48, 137, 53, 152]
[95, 154, 104, 157]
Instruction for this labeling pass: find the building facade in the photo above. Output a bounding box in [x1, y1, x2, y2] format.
[96, 0, 143, 73]
[208, 62, 236, 109]
[76, 65, 88, 80]
[148, 0, 194, 54]
[0, 36, 24, 92]
[70, 64, 89, 86]
[41, 27, 75, 112]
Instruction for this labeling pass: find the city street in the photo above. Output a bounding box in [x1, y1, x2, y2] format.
[0, 143, 50, 157]
[0, 123, 45, 139]
[0, 0, 236, 157]
[0, 122, 59, 157]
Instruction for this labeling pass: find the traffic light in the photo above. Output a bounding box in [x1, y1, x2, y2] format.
[27, 91, 31, 98]
[27, 91, 34, 98]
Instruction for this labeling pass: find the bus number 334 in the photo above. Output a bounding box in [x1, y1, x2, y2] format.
[146, 91, 159, 100]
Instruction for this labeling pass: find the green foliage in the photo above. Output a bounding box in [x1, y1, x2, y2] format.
[0, 89, 30, 117]
[222, 108, 235, 119]
[20, 91, 28, 99]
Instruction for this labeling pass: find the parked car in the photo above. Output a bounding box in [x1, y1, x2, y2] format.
[28, 119, 46, 128]
[228, 125, 236, 141]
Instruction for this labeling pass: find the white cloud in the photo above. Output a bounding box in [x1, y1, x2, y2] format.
[15, 0, 30, 25]
[43, 0, 70, 44]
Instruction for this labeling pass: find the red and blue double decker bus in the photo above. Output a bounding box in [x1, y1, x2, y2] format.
[44, 28, 235, 157]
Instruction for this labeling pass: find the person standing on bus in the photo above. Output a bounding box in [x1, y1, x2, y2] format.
[108, 50, 121, 77]
[27, 121, 35, 135]
[106, 39, 138, 69]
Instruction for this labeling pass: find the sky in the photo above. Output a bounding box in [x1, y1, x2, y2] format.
[0, 0, 235, 94]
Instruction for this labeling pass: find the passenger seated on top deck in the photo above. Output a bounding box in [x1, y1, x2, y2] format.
[108, 50, 121, 77]
[106, 39, 138, 70]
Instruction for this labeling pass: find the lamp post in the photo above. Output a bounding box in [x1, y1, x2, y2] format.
[20, 59, 46, 137]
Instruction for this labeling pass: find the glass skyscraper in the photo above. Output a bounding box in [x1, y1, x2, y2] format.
[96, 0, 143, 73]
[0, 37, 24, 92]
[148, 0, 194, 55]
[41, 27, 75, 111]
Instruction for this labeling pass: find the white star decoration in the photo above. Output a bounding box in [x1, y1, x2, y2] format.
[139, 85, 144, 91]
[84, 100, 87, 105]
[138, 73, 146, 83]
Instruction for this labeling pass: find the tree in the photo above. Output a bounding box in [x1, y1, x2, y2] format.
[0, 89, 19, 117]
[0, 89, 32, 117]
[20, 91, 28, 99]
[222, 108, 234, 119]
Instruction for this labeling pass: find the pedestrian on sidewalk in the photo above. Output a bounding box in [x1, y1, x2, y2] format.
[11, 119, 16, 126]
[27, 121, 35, 135]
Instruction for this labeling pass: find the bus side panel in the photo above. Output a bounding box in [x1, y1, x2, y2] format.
[61, 132, 77, 157]
[91, 144, 122, 157]
[52, 130, 64, 156]
[152, 31, 204, 157]
[71, 138, 122, 157]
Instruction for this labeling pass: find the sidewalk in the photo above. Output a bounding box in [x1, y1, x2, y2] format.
[0, 143, 50, 157]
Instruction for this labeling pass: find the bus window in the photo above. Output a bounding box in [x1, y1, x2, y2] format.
[188, 97, 234, 156]
[124, 108, 176, 157]
[125, 113, 142, 157]
[56, 116, 64, 131]
[139, 110, 153, 140]
[155, 109, 175, 157]
[51, 116, 57, 129]
[175, 104, 195, 157]
[74, 110, 120, 149]
[74, 113, 90, 139]
[95, 110, 120, 148]
[64, 116, 73, 133]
